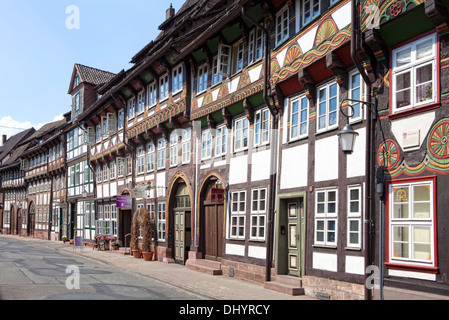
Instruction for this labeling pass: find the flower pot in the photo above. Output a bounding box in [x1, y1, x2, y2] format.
[112, 245, 119, 250]
[142, 251, 153, 261]
[132, 250, 142, 258]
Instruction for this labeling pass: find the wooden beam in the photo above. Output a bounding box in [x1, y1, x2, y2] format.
[298, 68, 316, 102]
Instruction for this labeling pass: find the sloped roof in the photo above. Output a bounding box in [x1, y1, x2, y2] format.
[22, 118, 66, 144]
[68, 64, 116, 93]
[0, 128, 35, 165]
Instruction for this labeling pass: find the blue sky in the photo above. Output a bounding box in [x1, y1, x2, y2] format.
[0, 0, 186, 140]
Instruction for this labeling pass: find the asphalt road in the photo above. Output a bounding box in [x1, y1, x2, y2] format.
[0, 236, 206, 300]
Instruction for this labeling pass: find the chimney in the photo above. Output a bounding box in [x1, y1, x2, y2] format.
[166, 3, 175, 20]
[2, 135, 6, 145]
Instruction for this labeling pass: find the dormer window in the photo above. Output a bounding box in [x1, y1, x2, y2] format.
[74, 91, 81, 111]
[74, 73, 80, 88]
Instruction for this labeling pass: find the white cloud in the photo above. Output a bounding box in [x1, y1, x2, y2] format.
[0, 113, 64, 143]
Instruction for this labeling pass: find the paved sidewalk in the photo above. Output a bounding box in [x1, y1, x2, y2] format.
[1, 235, 315, 300]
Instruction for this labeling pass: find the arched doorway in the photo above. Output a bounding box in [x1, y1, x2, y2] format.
[28, 202, 35, 237]
[118, 189, 132, 247]
[169, 180, 191, 264]
[17, 208, 22, 235]
[10, 205, 16, 235]
[199, 175, 226, 261]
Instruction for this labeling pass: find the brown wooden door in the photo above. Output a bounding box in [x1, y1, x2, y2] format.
[204, 203, 224, 261]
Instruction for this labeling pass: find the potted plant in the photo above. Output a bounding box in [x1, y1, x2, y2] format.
[62, 236, 69, 244]
[111, 241, 120, 250]
[141, 211, 155, 261]
[130, 209, 141, 258]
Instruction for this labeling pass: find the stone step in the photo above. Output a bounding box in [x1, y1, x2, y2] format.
[186, 259, 222, 275]
[264, 275, 304, 296]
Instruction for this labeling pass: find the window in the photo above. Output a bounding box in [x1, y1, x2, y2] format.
[392, 33, 437, 113]
[251, 188, 267, 240]
[127, 98, 136, 119]
[290, 95, 308, 140]
[230, 191, 246, 239]
[157, 138, 166, 169]
[96, 166, 102, 183]
[216, 43, 231, 80]
[147, 82, 157, 108]
[303, 0, 320, 26]
[234, 117, 249, 152]
[182, 128, 191, 164]
[315, 188, 337, 246]
[110, 162, 116, 180]
[74, 92, 81, 111]
[104, 204, 110, 220]
[215, 126, 227, 156]
[254, 108, 270, 146]
[137, 90, 145, 114]
[347, 185, 362, 248]
[201, 130, 212, 160]
[276, 6, 289, 46]
[349, 71, 363, 121]
[197, 64, 208, 93]
[159, 74, 169, 101]
[117, 158, 125, 177]
[172, 65, 183, 93]
[233, 41, 244, 73]
[147, 202, 155, 220]
[249, 28, 263, 64]
[157, 202, 166, 241]
[126, 156, 132, 175]
[170, 132, 178, 167]
[137, 147, 145, 174]
[212, 56, 223, 86]
[388, 179, 436, 269]
[118, 109, 124, 130]
[317, 81, 338, 132]
[147, 142, 155, 172]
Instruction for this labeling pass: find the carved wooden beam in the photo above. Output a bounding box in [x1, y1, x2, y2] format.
[364, 28, 389, 76]
[326, 51, 347, 89]
[207, 114, 216, 130]
[425, 0, 449, 33]
[222, 108, 232, 128]
[243, 98, 254, 123]
[298, 68, 315, 103]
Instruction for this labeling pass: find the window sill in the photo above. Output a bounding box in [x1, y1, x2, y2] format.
[389, 102, 440, 120]
[385, 261, 438, 274]
[312, 244, 337, 249]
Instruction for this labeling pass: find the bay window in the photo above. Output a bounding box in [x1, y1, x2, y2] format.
[392, 33, 437, 113]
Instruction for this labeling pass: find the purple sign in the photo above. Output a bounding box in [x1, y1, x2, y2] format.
[116, 196, 132, 209]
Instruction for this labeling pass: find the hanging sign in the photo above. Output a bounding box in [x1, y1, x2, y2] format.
[116, 195, 132, 209]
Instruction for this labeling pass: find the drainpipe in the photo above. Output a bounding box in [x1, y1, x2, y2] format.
[351, 0, 374, 300]
[241, 3, 278, 282]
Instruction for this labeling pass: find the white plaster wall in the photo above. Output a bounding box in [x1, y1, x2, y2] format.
[225, 243, 245, 256]
[251, 149, 271, 182]
[229, 155, 248, 185]
[345, 255, 365, 275]
[315, 135, 339, 182]
[332, 1, 352, 29]
[280, 144, 308, 189]
[248, 245, 266, 259]
[347, 128, 366, 178]
[391, 110, 435, 151]
[313, 252, 337, 272]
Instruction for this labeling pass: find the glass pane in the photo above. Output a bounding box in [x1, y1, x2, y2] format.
[396, 71, 411, 91]
[416, 39, 433, 59]
[350, 201, 359, 213]
[317, 220, 324, 230]
[396, 48, 411, 67]
[414, 203, 430, 219]
[393, 226, 409, 242]
[317, 192, 325, 202]
[416, 64, 432, 85]
[350, 232, 359, 244]
[328, 191, 336, 202]
[414, 185, 430, 201]
[394, 203, 409, 219]
[317, 203, 325, 214]
[350, 220, 359, 232]
[393, 242, 409, 259]
[414, 226, 430, 243]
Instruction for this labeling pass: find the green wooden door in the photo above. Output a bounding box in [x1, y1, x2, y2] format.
[287, 198, 305, 277]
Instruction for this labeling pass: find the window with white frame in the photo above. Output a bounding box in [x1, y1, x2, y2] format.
[201, 130, 212, 160]
[233, 41, 244, 74]
[349, 70, 363, 121]
[96, 124, 101, 143]
[347, 185, 362, 248]
[137, 147, 145, 174]
[117, 158, 125, 177]
[172, 65, 183, 93]
[254, 108, 270, 146]
[147, 82, 157, 108]
[249, 28, 263, 64]
[215, 125, 227, 156]
[234, 117, 249, 152]
[118, 109, 124, 130]
[104, 204, 110, 220]
[303, 0, 320, 26]
[147, 142, 155, 172]
[317, 81, 338, 132]
[157, 138, 166, 169]
[392, 33, 437, 113]
[103, 164, 109, 182]
[216, 43, 231, 80]
[74, 91, 81, 111]
[170, 132, 178, 167]
[212, 56, 223, 86]
[275, 6, 289, 46]
[96, 166, 102, 183]
[197, 64, 208, 93]
[388, 179, 435, 268]
[137, 90, 145, 114]
[290, 95, 309, 140]
[315, 188, 337, 246]
[110, 162, 116, 180]
[250, 188, 267, 240]
[126, 156, 132, 175]
[157, 202, 166, 241]
[146, 202, 155, 220]
[159, 74, 169, 101]
[127, 98, 136, 120]
[182, 128, 191, 164]
[230, 190, 246, 239]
